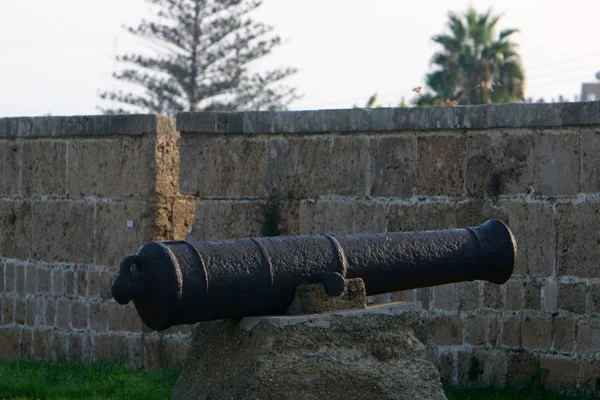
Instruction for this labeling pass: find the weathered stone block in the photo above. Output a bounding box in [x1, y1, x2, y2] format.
[95, 201, 154, 267]
[523, 280, 542, 310]
[487, 314, 500, 347]
[532, 130, 580, 196]
[330, 136, 369, 196]
[483, 282, 503, 309]
[107, 301, 143, 333]
[92, 334, 128, 363]
[33, 330, 54, 359]
[20, 329, 32, 358]
[369, 135, 415, 198]
[558, 282, 586, 314]
[455, 200, 508, 230]
[539, 355, 578, 390]
[580, 359, 600, 392]
[387, 205, 418, 232]
[428, 314, 463, 346]
[580, 127, 600, 193]
[506, 203, 556, 276]
[128, 336, 144, 370]
[543, 279, 558, 312]
[506, 352, 539, 386]
[457, 282, 480, 311]
[4, 262, 14, 293]
[142, 335, 165, 371]
[31, 201, 94, 263]
[557, 203, 600, 278]
[14, 297, 26, 325]
[276, 199, 300, 236]
[172, 198, 196, 240]
[1, 296, 14, 325]
[434, 284, 457, 311]
[299, 200, 386, 235]
[0, 200, 32, 259]
[465, 315, 486, 346]
[41, 299, 56, 327]
[56, 299, 69, 330]
[504, 279, 524, 310]
[267, 136, 332, 199]
[70, 302, 89, 330]
[68, 333, 91, 362]
[577, 318, 600, 354]
[589, 283, 600, 313]
[0, 328, 19, 357]
[521, 316, 551, 350]
[465, 130, 534, 198]
[552, 316, 574, 354]
[25, 298, 36, 326]
[416, 135, 465, 196]
[180, 135, 267, 198]
[90, 302, 108, 333]
[501, 315, 521, 347]
[187, 200, 265, 241]
[0, 141, 20, 196]
[173, 303, 445, 400]
[437, 352, 455, 384]
[53, 331, 68, 360]
[22, 140, 66, 196]
[15, 264, 25, 295]
[68, 137, 154, 198]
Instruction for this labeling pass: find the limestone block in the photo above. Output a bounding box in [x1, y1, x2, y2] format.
[92, 334, 128, 363]
[22, 140, 66, 196]
[387, 205, 418, 232]
[581, 127, 600, 193]
[589, 283, 600, 313]
[523, 280, 542, 310]
[267, 136, 332, 199]
[67, 137, 154, 198]
[504, 279, 524, 310]
[558, 282, 586, 314]
[172, 198, 196, 241]
[465, 130, 534, 198]
[299, 200, 386, 235]
[33, 330, 54, 359]
[428, 314, 463, 346]
[0, 328, 20, 358]
[539, 356, 578, 390]
[95, 201, 155, 267]
[580, 359, 600, 392]
[30, 201, 94, 264]
[434, 284, 457, 311]
[482, 282, 503, 309]
[506, 353, 539, 386]
[187, 200, 265, 241]
[456, 281, 480, 311]
[532, 129, 580, 196]
[179, 135, 267, 198]
[0, 200, 32, 259]
[501, 315, 521, 347]
[557, 203, 600, 278]
[0, 140, 20, 196]
[416, 135, 465, 197]
[172, 303, 447, 400]
[369, 135, 415, 198]
[552, 316, 574, 354]
[577, 318, 600, 353]
[330, 136, 369, 196]
[465, 315, 486, 346]
[287, 279, 367, 315]
[521, 316, 551, 350]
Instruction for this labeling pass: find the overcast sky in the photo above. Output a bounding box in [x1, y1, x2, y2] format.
[0, 0, 598, 117]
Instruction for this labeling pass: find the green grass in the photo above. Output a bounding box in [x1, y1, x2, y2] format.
[446, 386, 599, 400]
[0, 359, 180, 400]
[0, 359, 598, 400]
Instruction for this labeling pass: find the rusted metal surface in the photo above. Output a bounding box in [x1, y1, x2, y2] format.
[112, 219, 517, 331]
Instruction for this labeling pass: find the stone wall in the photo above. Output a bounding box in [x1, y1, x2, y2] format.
[0, 115, 190, 369]
[2, 102, 600, 391]
[176, 102, 600, 392]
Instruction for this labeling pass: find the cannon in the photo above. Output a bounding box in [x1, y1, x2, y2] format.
[111, 219, 516, 331]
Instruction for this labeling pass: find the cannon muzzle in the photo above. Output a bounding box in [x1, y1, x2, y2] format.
[112, 219, 516, 331]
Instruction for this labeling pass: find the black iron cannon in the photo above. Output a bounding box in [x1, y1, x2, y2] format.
[112, 219, 516, 331]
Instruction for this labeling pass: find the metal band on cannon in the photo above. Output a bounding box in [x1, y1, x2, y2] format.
[112, 219, 517, 331]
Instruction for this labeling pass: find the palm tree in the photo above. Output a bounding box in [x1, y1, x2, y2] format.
[415, 8, 525, 106]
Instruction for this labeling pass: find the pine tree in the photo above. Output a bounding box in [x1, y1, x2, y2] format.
[99, 0, 299, 114]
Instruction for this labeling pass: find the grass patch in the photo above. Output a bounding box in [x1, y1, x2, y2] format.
[0, 359, 598, 400]
[445, 386, 599, 400]
[0, 359, 180, 400]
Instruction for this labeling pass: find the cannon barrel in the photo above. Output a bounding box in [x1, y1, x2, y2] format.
[112, 219, 516, 331]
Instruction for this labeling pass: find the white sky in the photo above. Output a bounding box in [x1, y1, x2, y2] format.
[0, 0, 599, 116]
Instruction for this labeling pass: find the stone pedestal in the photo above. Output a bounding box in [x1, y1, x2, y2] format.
[172, 302, 447, 400]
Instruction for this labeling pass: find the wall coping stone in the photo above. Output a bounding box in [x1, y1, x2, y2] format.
[176, 101, 600, 134]
[0, 114, 159, 138]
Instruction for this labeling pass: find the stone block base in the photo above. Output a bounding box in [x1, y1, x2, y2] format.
[172, 302, 447, 400]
